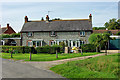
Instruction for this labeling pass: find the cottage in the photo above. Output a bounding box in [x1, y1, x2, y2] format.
[20, 14, 93, 47]
[0, 23, 16, 34]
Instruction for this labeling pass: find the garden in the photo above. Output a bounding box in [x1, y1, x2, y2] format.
[0, 44, 101, 61]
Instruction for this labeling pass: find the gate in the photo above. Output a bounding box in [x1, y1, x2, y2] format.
[109, 39, 120, 50]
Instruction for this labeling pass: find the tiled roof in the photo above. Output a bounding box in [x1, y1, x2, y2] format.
[21, 19, 92, 32]
[0, 27, 7, 34]
[93, 30, 120, 34]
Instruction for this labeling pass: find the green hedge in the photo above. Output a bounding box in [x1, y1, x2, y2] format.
[1, 45, 62, 54]
[81, 44, 96, 52]
[1, 46, 32, 53]
[36, 45, 61, 54]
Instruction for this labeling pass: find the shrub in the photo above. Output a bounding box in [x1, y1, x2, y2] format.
[81, 44, 96, 52]
[36, 45, 61, 54]
[1, 46, 32, 53]
[116, 31, 120, 35]
[36, 45, 51, 53]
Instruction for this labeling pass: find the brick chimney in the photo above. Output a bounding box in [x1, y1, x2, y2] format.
[46, 15, 49, 22]
[25, 16, 28, 23]
[7, 23, 9, 28]
[89, 14, 92, 22]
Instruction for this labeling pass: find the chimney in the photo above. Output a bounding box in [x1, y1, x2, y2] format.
[46, 15, 49, 22]
[7, 23, 9, 28]
[89, 14, 92, 22]
[25, 16, 28, 23]
[41, 17, 44, 21]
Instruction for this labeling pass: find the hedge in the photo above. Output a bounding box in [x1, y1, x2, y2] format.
[1, 45, 62, 54]
[81, 44, 96, 52]
[1, 46, 32, 53]
[36, 45, 61, 54]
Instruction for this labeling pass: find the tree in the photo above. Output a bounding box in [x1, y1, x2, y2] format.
[88, 33, 102, 52]
[92, 27, 106, 30]
[102, 33, 111, 55]
[89, 33, 111, 53]
[104, 18, 120, 30]
[116, 31, 120, 35]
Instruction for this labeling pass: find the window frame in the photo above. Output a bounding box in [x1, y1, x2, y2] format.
[27, 32, 33, 37]
[80, 31, 85, 36]
[50, 31, 56, 37]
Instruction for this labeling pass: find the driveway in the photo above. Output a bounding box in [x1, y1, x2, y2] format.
[2, 59, 63, 78]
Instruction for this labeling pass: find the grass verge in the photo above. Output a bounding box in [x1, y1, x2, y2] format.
[50, 53, 120, 79]
[0, 52, 100, 61]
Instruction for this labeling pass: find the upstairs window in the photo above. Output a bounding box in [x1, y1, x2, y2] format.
[27, 32, 33, 37]
[80, 31, 85, 36]
[50, 31, 56, 37]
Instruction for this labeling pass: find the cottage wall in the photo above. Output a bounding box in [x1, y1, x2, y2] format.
[22, 31, 92, 47]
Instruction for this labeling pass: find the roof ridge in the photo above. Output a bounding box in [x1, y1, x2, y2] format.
[28, 19, 89, 22]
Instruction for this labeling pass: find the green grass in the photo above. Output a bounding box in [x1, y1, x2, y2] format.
[0, 52, 100, 61]
[50, 53, 120, 79]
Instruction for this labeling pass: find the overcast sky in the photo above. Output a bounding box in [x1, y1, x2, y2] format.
[0, 1, 119, 32]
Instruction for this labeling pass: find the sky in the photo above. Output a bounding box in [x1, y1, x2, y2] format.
[0, 1, 119, 33]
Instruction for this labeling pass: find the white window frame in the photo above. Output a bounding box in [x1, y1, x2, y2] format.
[50, 31, 56, 37]
[28, 32, 33, 37]
[28, 41, 32, 47]
[80, 31, 85, 36]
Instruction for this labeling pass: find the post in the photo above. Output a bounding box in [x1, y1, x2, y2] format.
[11, 51, 13, 58]
[56, 50, 58, 58]
[30, 47, 32, 60]
[30, 52, 32, 60]
[105, 42, 107, 55]
[81, 49, 83, 55]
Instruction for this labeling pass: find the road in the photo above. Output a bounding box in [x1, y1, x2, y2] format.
[2, 59, 63, 78]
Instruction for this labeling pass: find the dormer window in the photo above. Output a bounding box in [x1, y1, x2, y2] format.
[50, 31, 56, 37]
[80, 31, 85, 36]
[28, 32, 33, 37]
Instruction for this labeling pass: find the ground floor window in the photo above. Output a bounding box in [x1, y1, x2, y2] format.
[49, 39, 85, 47]
[27, 40, 43, 47]
[27, 41, 32, 47]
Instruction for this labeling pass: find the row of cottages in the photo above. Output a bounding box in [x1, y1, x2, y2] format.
[20, 14, 93, 47]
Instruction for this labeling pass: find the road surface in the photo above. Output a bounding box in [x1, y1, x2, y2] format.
[2, 59, 63, 78]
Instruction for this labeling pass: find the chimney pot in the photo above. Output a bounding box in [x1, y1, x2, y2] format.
[7, 23, 9, 28]
[89, 14, 92, 22]
[25, 16, 28, 23]
[46, 15, 49, 21]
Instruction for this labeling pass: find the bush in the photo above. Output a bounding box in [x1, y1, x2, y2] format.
[116, 31, 120, 35]
[1, 46, 32, 53]
[36, 45, 51, 53]
[81, 44, 96, 52]
[36, 45, 61, 54]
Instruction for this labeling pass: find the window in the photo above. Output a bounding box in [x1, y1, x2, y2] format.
[80, 31, 85, 36]
[28, 32, 33, 37]
[28, 41, 32, 47]
[50, 40, 55, 46]
[50, 31, 56, 36]
[33, 41, 42, 47]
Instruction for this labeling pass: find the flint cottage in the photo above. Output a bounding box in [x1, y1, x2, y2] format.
[20, 14, 93, 47]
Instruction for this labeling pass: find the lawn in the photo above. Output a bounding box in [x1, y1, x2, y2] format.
[50, 53, 120, 79]
[0, 52, 100, 61]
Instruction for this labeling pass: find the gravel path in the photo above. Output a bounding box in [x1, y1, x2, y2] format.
[22, 53, 116, 70]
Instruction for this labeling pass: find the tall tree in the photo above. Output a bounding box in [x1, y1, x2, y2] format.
[104, 18, 120, 30]
[102, 33, 111, 55]
[88, 33, 102, 52]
